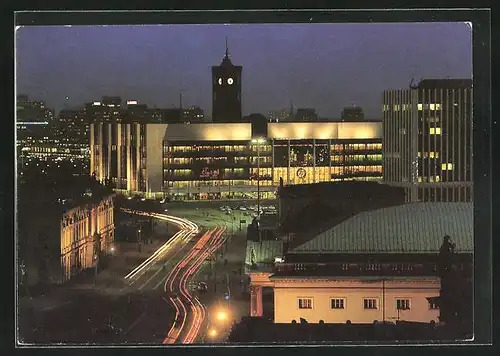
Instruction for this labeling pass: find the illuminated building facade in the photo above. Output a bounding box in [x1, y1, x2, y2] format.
[246, 203, 473, 324]
[383, 79, 473, 202]
[212, 40, 242, 122]
[19, 191, 115, 285]
[91, 121, 383, 199]
[60, 195, 115, 282]
[163, 122, 383, 199]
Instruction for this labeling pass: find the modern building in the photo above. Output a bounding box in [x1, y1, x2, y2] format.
[294, 108, 318, 122]
[246, 202, 473, 325]
[383, 79, 473, 202]
[268, 109, 293, 123]
[90, 121, 383, 199]
[182, 106, 205, 123]
[341, 106, 365, 121]
[212, 40, 242, 122]
[84, 97, 123, 124]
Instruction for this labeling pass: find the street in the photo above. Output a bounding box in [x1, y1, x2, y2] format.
[18, 200, 259, 345]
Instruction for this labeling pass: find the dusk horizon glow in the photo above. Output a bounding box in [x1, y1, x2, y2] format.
[16, 23, 472, 118]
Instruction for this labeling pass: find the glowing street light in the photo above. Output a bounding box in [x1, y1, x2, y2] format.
[209, 328, 218, 337]
[216, 311, 227, 321]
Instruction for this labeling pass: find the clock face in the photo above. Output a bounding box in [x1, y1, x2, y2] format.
[227, 78, 234, 85]
[297, 168, 307, 179]
[218, 78, 222, 85]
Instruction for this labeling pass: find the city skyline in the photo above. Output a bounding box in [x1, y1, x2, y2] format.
[16, 23, 472, 118]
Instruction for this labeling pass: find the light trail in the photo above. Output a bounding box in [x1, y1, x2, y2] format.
[121, 209, 199, 282]
[162, 226, 227, 344]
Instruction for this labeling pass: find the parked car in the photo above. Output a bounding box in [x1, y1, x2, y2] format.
[197, 282, 208, 292]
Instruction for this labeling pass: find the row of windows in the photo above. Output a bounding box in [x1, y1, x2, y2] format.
[418, 152, 440, 158]
[382, 103, 442, 111]
[167, 143, 383, 153]
[297, 297, 438, 311]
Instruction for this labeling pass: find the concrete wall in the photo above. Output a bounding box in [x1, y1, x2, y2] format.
[273, 278, 440, 324]
[146, 124, 169, 193]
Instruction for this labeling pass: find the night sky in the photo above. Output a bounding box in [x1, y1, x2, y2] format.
[16, 23, 472, 118]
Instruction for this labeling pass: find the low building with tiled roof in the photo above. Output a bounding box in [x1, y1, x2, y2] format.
[245, 202, 473, 328]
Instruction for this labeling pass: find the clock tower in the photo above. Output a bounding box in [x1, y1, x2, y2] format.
[212, 38, 242, 122]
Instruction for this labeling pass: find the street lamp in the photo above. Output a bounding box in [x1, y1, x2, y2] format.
[251, 138, 266, 219]
[209, 328, 218, 337]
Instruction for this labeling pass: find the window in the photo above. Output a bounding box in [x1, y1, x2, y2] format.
[298, 298, 313, 309]
[331, 298, 345, 309]
[417, 104, 423, 111]
[396, 299, 410, 310]
[442, 163, 454, 171]
[429, 300, 439, 310]
[363, 298, 377, 310]
[429, 127, 441, 135]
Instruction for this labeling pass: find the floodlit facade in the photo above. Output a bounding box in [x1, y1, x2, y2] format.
[383, 79, 473, 202]
[90, 121, 383, 199]
[60, 195, 115, 282]
[246, 203, 473, 324]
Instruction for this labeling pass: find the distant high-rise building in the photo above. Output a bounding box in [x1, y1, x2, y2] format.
[212, 38, 242, 122]
[182, 106, 205, 123]
[383, 78, 473, 202]
[294, 108, 318, 122]
[341, 106, 364, 121]
[268, 109, 292, 122]
[84, 96, 123, 123]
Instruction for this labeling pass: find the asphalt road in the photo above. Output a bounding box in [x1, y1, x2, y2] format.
[18, 201, 254, 345]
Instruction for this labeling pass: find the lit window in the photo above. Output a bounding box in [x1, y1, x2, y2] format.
[363, 298, 378, 310]
[396, 299, 411, 310]
[429, 127, 442, 135]
[430, 104, 436, 110]
[429, 177, 434, 182]
[298, 298, 313, 309]
[417, 104, 423, 111]
[436, 104, 441, 110]
[331, 298, 345, 309]
[435, 176, 440, 182]
[442, 163, 453, 170]
[418, 177, 422, 182]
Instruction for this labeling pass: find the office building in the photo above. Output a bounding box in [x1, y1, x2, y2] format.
[84, 96, 123, 124]
[245, 202, 472, 324]
[341, 106, 365, 121]
[294, 108, 318, 122]
[383, 79, 473, 202]
[212, 40, 243, 122]
[268, 109, 292, 123]
[90, 121, 383, 199]
[182, 106, 205, 123]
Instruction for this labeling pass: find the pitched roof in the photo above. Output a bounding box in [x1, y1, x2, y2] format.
[291, 203, 473, 254]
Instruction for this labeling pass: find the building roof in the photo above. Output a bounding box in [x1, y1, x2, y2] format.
[291, 203, 473, 254]
[163, 123, 252, 142]
[267, 122, 382, 140]
[245, 240, 283, 266]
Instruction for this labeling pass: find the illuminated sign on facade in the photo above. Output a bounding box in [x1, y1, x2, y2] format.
[127, 100, 138, 105]
[92, 101, 101, 106]
[200, 167, 220, 179]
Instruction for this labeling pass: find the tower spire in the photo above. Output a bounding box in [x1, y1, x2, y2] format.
[225, 37, 229, 58]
